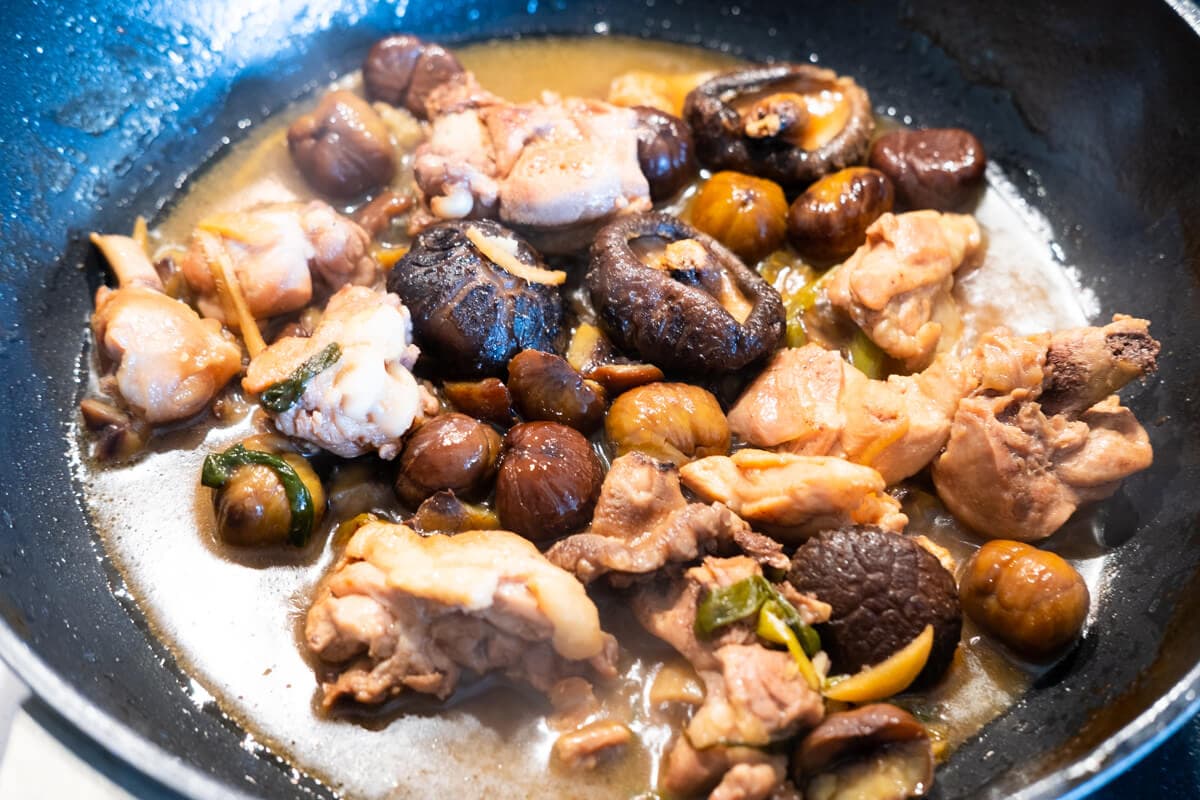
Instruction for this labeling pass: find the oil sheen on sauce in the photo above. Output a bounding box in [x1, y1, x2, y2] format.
[75, 36, 1100, 799]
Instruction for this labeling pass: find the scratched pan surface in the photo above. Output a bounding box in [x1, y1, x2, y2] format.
[1, 0, 1199, 798]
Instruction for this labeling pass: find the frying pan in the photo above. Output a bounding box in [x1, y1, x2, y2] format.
[1, 0, 1198, 797]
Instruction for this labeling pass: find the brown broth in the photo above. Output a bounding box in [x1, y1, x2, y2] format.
[76, 35, 1102, 800]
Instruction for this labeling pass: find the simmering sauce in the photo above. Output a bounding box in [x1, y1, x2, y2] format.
[75, 36, 1100, 799]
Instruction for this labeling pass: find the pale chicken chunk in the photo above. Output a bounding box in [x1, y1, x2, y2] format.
[827, 211, 981, 371]
[680, 450, 908, 543]
[305, 521, 618, 708]
[932, 317, 1159, 541]
[413, 78, 651, 251]
[180, 201, 376, 322]
[90, 234, 241, 424]
[243, 285, 434, 459]
[727, 345, 971, 485]
[546, 453, 787, 584]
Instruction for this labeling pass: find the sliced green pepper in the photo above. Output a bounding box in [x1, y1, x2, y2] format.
[259, 342, 342, 413]
[694, 575, 821, 657]
[201, 443, 315, 547]
[757, 601, 821, 690]
[847, 327, 886, 380]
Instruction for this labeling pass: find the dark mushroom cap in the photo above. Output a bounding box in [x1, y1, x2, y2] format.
[286, 90, 396, 199]
[796, 703, 929, 775]
[684, 64, 874, 188]
[586, 212, 785, 374]
[632, 106, 696, 202]
[788, 527, 961, 685]
[387, 220, 563, 378]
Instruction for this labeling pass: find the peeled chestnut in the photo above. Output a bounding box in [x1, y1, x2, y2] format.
[496, 422, 603, 541]
[393, 413, 502, 507]
[508, 350, 606, 433]
[443, 378, 516, 425]
[868, 128, 986, 211]
[787, 167, 894, 262]
[959, 540, 1089, 660]
[605, 382, 730, 467]
[362, 35, 465, 119]
[690, 171, 788, 263]
[633, 106, 696, 202]
[287, 90, 396, 199]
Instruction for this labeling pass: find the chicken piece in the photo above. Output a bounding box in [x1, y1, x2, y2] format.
[413, 80, 651, 252]
[243, 285, 435, 459]
[932, 317, 1159, 541]
[827, 211, 981, 371]
[305, 521, 618, 709]
[679, 450, 908, 543]
[90, 234, 241, 424]
[634, 557, 824, 798]
[180, 201, 376, 322]
[661, 735, 788, 800]
[546, 453, 788, 584]
[728, 344, 971, 485]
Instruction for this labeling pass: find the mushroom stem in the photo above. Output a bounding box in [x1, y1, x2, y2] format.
[198, 231, 266, 357]
[90, 233, 165, 292]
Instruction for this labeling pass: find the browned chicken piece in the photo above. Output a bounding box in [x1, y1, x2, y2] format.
[932, 316, 1159, 541]
[305, 521, 618, 709]
[679, 450, 908, 543]
[179, 201, 376, 322]
[827, 210, 982, 371]
[727, 344, 971, 485]
[244, 286, 436, 459]
[90, 234, 242, 424]
[634, 556, 826, 799]
[545, 453, 788, 584]
[661, 736, 788, 800]
[413, 73, 651, 252]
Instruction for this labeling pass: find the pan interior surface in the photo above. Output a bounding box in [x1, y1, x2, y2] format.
[0, 1, 1197, 799]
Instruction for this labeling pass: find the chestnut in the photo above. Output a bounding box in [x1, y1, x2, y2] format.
[787, 167, 895, 262]
[605, 382, 730, 467]
[362, 34, 465, 119]
[495, 422, 603, 542]
[507, 350, 606, 434]
[287, 90, 396, 199]
[633, 105, 696, 202]
[690, 171, 788, 264]
[959, 540, 1089, 660]
[393, 413, 502, 507]
[442, 377, 516, 425]
[868, 128, 986, 211]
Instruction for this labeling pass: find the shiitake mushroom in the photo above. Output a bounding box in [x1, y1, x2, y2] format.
[586, 212, 785, 374]
[393, 413, 502, 507]
[495, 422, 603, 542]
[362, 34, 465, 119]
[684, 64, 874, 188]
[632, 105, 696, 202]
[788, 527, 961, 685]
[287, 90, 396, 199]
[388, 220, 564, 378]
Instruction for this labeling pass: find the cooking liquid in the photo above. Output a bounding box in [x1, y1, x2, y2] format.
[75, 36, 1099, 799]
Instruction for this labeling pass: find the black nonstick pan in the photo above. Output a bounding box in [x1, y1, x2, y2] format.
[1, 0, 1198, 797]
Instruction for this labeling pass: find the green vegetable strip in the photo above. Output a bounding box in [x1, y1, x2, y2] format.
[847, 326, 886, 380]
[201, 444, 314, 547]
[694, 575, 822, 657]
[259, 343, 342, 413]
[757, 602, 821, 690]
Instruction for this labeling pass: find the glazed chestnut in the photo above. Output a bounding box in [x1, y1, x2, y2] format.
[633, 105, 696, 202]
[868, 128, 986, 211]
[287, 90, 396, 199]
[690, 171, 788, 263]
[787, 167, 895, 262]
[407, 490, 500, 534]
[393, 413, 502, 507]
[496, 422, 603, 542]
[788, 527, 961, 685]
[362, 35, 465, 119]
[684, 64, 874, 187]
[508, 350, 606, 434]
[443, 378, 516, 425]
[605, 382, 730, 467]
[587, 213, 785, 374]
[795, 704, 934, 800]
[388, 220, 564, 377]
[959, 540, 1089, 660]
